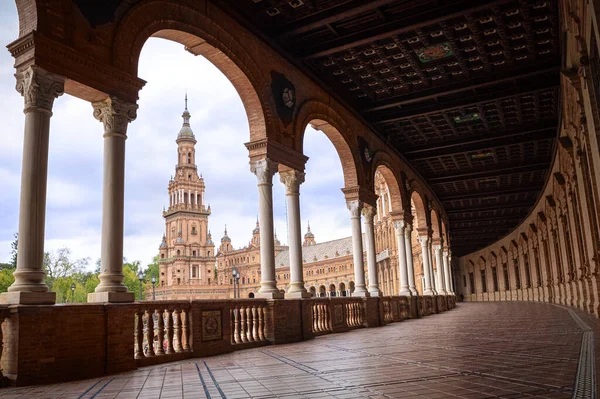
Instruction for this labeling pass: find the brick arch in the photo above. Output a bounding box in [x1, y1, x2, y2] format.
[410, 190, 429, 231]
[431, 209, 442, 243]
[371, 154, 405, 214]
[111, 1, 273, 141]
[294, 100, 363, 188]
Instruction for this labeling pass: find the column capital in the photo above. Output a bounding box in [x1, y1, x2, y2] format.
[393, 220, 406, 234]
[361, 204, 376, 222]
[346, 200, 363, 218]
[92, 96, 138, 138]
[279, 169, 305, 195]
[16, 65, 65, 114]
[432, 244, 442, 252]
[419, 235, 429, 246]
[250, 158, 278, 185]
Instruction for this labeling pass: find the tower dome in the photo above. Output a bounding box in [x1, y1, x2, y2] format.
[303, 221, 316, 246]
[221, 225, 231, 242]
[159, 234, 167, 248]
[178, 94, 195, 139]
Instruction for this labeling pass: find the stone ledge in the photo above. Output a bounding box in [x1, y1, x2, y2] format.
[0, 291, 56, 305]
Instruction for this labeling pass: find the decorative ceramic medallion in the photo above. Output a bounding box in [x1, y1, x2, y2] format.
[282, 87, 295, 108]
[415, 42, 453, 63]
[453, 112, 481, 123]
[202, 310, 222, 341]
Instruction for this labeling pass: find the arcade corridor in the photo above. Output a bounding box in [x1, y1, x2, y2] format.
[0, 302, 592, 399]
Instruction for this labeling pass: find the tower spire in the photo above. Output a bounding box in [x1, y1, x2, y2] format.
[185, 91, 188, 111]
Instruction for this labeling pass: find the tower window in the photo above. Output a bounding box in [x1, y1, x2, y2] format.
[188, 175, 192, 181]
[187, 153, 191, 164]
[192, 250, 196, 256]
[192, 226, 197, 235]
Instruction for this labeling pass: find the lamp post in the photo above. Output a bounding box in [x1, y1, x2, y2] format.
[235, 270, 241, 299]
[137, 270, 144, 301]
[151, 275, 156, 301]
[70, 282, 76, 303]
[232, 268, 238, 298]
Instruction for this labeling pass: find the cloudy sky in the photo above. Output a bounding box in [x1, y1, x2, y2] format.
[0, 3, 352, 269]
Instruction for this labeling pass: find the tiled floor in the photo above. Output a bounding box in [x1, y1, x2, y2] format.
[0, 302, 595, 398]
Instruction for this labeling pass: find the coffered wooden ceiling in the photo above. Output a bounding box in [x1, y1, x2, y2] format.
[217, 0, 560, 256]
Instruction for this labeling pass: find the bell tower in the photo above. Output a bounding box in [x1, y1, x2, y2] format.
[158, 95, 215, 288]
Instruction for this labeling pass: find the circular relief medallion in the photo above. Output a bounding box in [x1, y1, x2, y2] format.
[282, 87, 295, 108]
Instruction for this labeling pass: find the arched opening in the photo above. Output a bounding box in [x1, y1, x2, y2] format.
[349, 281, 355, 295]
[410, 191, 428, 296]
[329, 283, 336, 297]
[309, 286, 317, 297]
[248, 292, 254, 298]
[319, 285, 326, 298]
[339, 282, 346, 297]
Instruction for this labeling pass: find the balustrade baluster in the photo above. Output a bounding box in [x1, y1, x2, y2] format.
[233, 307, 241, 344]
[181, 308, 191, 352]
[312, 304, 317, 332]
[318, 304, 325, 331]
[155, 309, 165, 355]
[165, 309, 175, 354]
[258, 306, 265, 341]
[325, 304, 331, 331]
[145, 309, 155, 357]
[245, 306, 254, 342]
[251, 306, 258, 341]
[134, 311, 143, 359]
[240, 305, 248, 343]
[174, 309, 183, 352]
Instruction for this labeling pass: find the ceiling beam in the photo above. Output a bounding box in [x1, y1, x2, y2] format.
[406, 128, 556, 161]
[402, 121, 557, 156]
[427, 162, 550, 184]
[440, 186, 545, 201]
[302, 0, 516, 59]
[280, 0, 401, 38]
[446, 201, 534, 214]
[365, 67, 559, 112]
[376, 80, 558, 123]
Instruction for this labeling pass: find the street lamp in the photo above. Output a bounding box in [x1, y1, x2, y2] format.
[137, 270, 144, 301]
[70, 282, 76, 303]
[232, 268, 238, 298]
[151, 275, 156, 301]
[234, 270, 240, 299]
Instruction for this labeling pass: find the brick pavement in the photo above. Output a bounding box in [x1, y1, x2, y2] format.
[0, 302, 592, 399]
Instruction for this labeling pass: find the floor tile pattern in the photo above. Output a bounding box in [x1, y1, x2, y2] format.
[0, 302, 594, 399]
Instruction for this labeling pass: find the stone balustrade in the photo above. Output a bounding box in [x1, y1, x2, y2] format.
[0, 295, 455, 386]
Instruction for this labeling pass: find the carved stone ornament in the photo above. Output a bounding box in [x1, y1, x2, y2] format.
[346, 200, 363, 218]
[419, 235, 429, 246]
[280, 170, 305, 195]
[250, 158, 278, 184]
[361, 205, 376, 221]
[393, 220, 406, 234]
[92, 96, 138, 136]
[15, 65, 65, 113]
[403, 222, 413, 236]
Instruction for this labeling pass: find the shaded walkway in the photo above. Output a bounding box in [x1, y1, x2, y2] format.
[0, 302, 595, 398]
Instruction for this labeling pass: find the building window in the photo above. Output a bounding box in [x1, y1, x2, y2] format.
[177, 250, 181, 256]
[161, 253, 165, 259]
[514, 259, 521, 289]
[193, 250, 196, 256]
[524, 257, 531, 288]
[192, 226, 197, 235]
[503, 263, 509, 290]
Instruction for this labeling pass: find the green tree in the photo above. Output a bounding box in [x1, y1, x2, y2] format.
[145, 255, 160, 282]
[9, 233, 17, 270]
[0, 269, 15, 293]
[123, 263, 145, 300]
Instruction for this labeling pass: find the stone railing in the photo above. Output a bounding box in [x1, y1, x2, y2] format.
[230, 299, 269, 348]
[0, 295, 456, 386]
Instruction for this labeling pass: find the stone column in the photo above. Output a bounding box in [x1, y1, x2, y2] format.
[428, 240, 437, 294]
[251, 158, 283, 299]
[363, 205, 381, 296]
[433, 244, 447, 295]
[89, 96, 137, 303]
[348, 200, 369, 296]
[2, 66, 65, 304]
[405, 224, 418, 295]
[394, 221, 411, 296]
[419, 236, 435, 295]
[280, 170, 309, 298]
[443, 249, 453, 294]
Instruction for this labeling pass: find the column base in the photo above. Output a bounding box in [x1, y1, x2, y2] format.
[368, 289, 382, 297]
[423, 289, 435, 296]
[255, 291, 285, 299]
[409, 288, 418, 295]
[88, 291, 135, 303]
[286, 291, 311, 299]
[351, 291, 370, 297]
[0, 291, 56, 305]
[399, 289, 412, 297]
